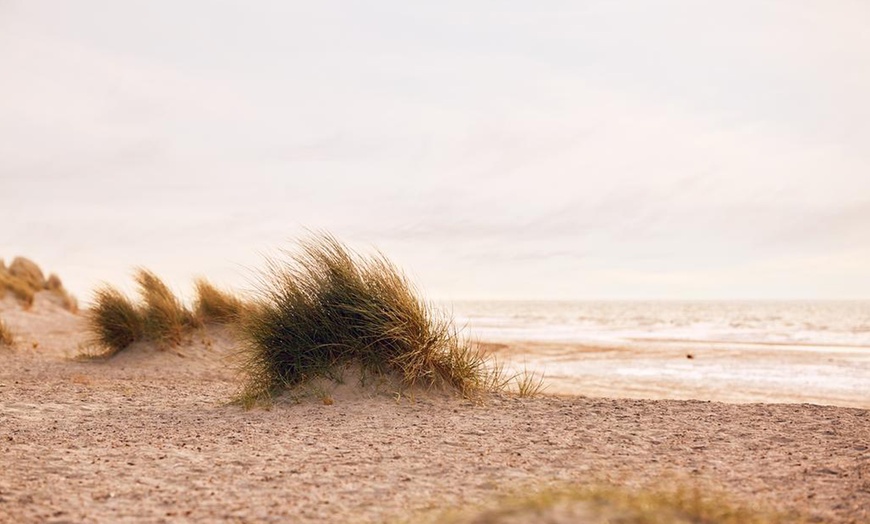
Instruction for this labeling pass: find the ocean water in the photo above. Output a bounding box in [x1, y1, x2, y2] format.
[450, 300, 870, 349]
[447, 301, 870, 406]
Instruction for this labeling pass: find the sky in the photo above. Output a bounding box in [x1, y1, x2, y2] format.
[2, 1, 869, 301]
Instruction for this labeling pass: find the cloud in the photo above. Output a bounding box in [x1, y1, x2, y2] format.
[2, 1, 869, 299]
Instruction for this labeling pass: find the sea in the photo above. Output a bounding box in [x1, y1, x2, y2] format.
[451, 300, 870, 348]
[447, 301, 870, 407]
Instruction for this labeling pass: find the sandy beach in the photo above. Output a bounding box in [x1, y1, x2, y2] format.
[1, 295, 868, 523]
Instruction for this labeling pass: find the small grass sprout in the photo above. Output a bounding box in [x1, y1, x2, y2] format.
[0, 317, 15, 347]
[513, 368, 546, 398]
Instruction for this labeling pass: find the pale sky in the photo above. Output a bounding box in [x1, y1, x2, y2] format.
[2, 1, 869, 301]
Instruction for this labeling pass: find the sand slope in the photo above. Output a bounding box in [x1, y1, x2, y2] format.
[0, 297, 868, 523]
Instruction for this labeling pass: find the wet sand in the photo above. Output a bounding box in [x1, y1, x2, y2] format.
[1, 296, 868, 522]
[483, 338, 870, 409]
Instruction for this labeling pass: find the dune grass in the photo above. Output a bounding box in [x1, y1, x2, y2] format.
[82, 239, 545, 401]
[415, 483, 795, 524]
[0, 258, 77, 312]
[88, 286, 144, 355]
[193, 278, 245, 324]
[0, 271, 35, 308]
[237, 234, 496, 406]
[0, 317, 14, 347]
[134, 268, 199, 346]
[514, 368, 547, 398]
[45, 273, 78, 313]
[8, 256, 45, 291]
[88, 269, 243, 355]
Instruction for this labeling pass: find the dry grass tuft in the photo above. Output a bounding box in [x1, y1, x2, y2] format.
[87, 268, 241, 357]
[45, 273, 63, 291]
[418, 483, 795, 524]
[193, 278, 245, 324]
[0, 258, 77, 312]
[8, 257, 45, 291]
[237, 234, 496, 406]
[45, 273, 78, 312]
[88, 286, 144, 355]
[514, 368, 547, 398]
[0, 270, 35, 308]
[134, 268, 199, 346]
[60, 292, 79, 313]
[0, 317, 15, 347]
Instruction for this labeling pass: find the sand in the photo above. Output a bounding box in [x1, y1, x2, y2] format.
[1, 295, 868, 523]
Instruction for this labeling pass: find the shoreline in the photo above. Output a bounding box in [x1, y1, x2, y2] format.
[479, 338, 870, 409]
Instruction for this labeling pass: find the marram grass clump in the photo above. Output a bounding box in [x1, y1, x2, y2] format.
[88, 269, 213, 355]
[194, 278, 245, 324]
[134, 268, 199, 345]
[88, 286, 144, 354]
[238, 235, 497, 406]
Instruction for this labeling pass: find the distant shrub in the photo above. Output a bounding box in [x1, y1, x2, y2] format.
[44, 273, 78, 313]
[0, 259, 76, 312]
[8, 257, 45, 291]
[134, 268, 199, 346]
[61, 292, 79, 313]
[238, 234, 494, 405]
[45, 273, 63, 291]
[193, 278, 245, 324]
[88, 286, 144, 354]
[0, 317, 14, 346]
[0, 270, 35, 308]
